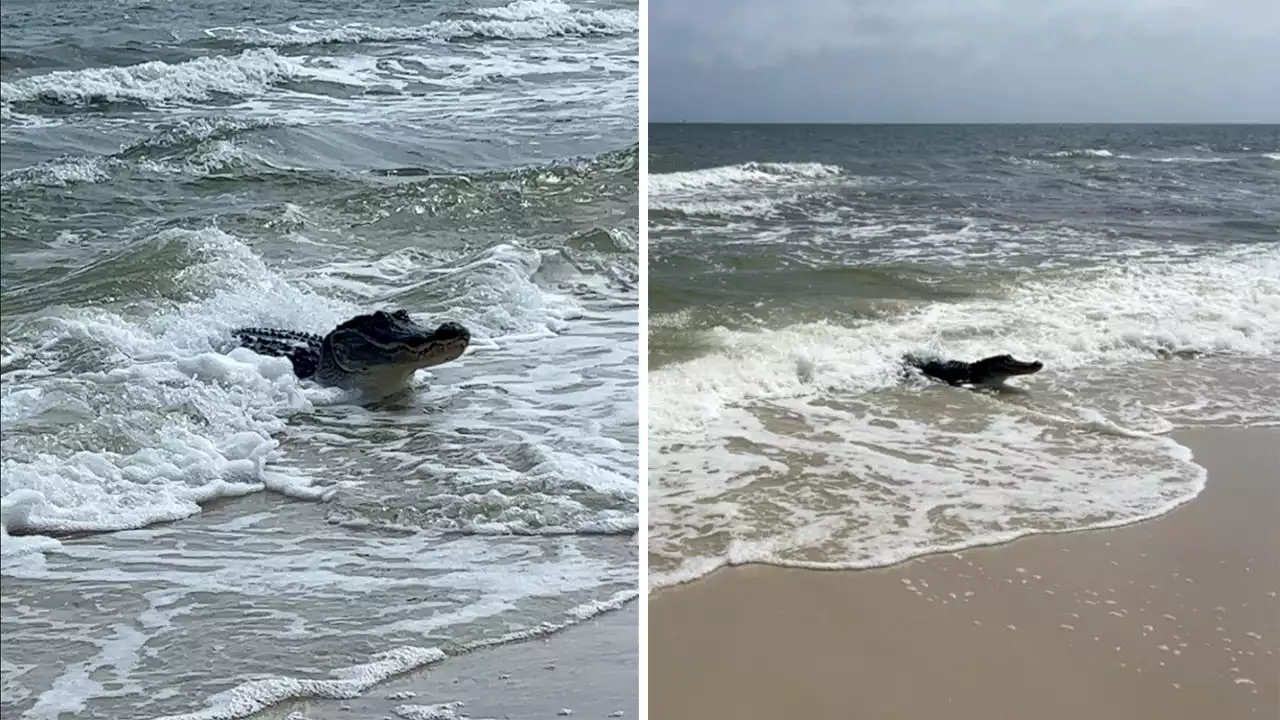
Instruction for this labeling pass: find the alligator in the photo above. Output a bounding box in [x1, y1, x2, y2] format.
[903, 353, 1043, 389]
[232, 309, 470, 394]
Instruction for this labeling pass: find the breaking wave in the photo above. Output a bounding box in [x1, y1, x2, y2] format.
[200, 0, 637, 47]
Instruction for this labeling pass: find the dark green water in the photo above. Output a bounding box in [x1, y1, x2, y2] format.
[647, 123, 1280, 591]
[1, 1, 638, 717]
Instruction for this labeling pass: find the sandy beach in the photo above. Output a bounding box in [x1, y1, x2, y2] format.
[253, 601, 637, 720]
[649, 427, 1279, 720]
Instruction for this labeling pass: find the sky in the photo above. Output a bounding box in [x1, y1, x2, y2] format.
[648, 0, 1280, 123]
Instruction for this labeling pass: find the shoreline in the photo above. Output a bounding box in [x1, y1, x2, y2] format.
[649, 426, 1279, 720]
[254, 600, 639, 720]
[1, 486, 638, 720]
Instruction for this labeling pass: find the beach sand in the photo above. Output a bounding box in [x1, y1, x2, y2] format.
[255, 601, 637, 720]
[649, 427, 1279, 720]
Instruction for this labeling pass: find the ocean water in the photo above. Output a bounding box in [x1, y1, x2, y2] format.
[648, 123, 1280, 590]
[0, 0, 638, 717]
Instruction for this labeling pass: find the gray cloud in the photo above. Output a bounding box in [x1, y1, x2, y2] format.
[649, 0, 1280, 122]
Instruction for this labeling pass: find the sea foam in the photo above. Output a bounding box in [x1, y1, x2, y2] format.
[649, 246, 1280, 589]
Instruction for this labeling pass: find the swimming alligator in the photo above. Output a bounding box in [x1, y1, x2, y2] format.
[232, 309, 470, 394]
[903, 353, 1043, 389]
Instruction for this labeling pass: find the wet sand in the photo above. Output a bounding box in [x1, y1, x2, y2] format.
[649, 427, 1279, 720]
[257, 601, 637, 720]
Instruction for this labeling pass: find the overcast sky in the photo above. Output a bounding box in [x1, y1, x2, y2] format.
[649, 0, 1280, 123]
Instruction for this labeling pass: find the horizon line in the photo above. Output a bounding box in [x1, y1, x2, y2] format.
[647, 120, 1280, 126]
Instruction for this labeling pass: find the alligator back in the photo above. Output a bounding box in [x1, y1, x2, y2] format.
[903, 353, 972, 385]
[232, 327, 324, 379]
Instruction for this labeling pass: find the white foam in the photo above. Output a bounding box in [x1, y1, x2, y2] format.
[6, 32, 636, 153]
[142, 589, 636, 720]
[314, 243, 585, 340]
[0, 117, 291, 189]
[438, 0, 637, 41]
[2, 223, 636, 559]
[650, 162, 842, 197]
[650, 409, 1207, 589]
[0, 491, 63, 573]
[651, 248, 1279, 437]
[324, 433, 639, 537]
[0, 157, 112, 190]
[229, 239, 632, 537]
[0, 228, 343, 545]
[25, 623, 148, 720]
[0, 428, 273, 534]
[649, 248, 1279, 589]
[459, 589, 637, 651]
[1141, 155, 1236, 164]
[649, 162, 850, 220]
[393, 702, 473, 720]
[1044, 148, 1115, 158]
[151, 647, 447, 720]
[2, 214, 637, 715]
[1047, 149, 1278, 164]
[201, 1, 636, 47]
[0, 49, 306, 107]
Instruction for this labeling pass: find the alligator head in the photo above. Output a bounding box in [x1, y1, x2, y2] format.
[319, 309, 471, 391]
[968, 354, 1043, 387]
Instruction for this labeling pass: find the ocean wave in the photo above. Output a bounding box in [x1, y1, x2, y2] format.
[151, 646, 448, 720]
[649, 248, 1279, 590]
[648, 161, 845, 218]
[0, 228, 345, 547]
[0, 227, 617, 547]
[0, 156, 114, 189]
[649, 161, 842, 197]
[437, 0, 636, 41]
[1038, 148, 1276, 164]
[1, 215, 638, 716]
[650, 247, 1280, 438]
[121, 115, 282, 155]
[331, 144, 639, 225]
[1144, 155, 1237, 163]
[2, 131, 637, 192]
[0, 147, 290, 191]
[147, 590, 636, 720]
[0, 117, 287, 190]
[0, 48, 309, 107]
[1042, 148, 1115, 158]
[199, 0, 636, 48]
[648, 389, 1211, 590]
[374, 143, 638, 184]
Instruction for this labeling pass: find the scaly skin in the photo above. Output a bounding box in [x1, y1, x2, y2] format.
[233, 309, 470, 392]
[904, 353, 1043, 388]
